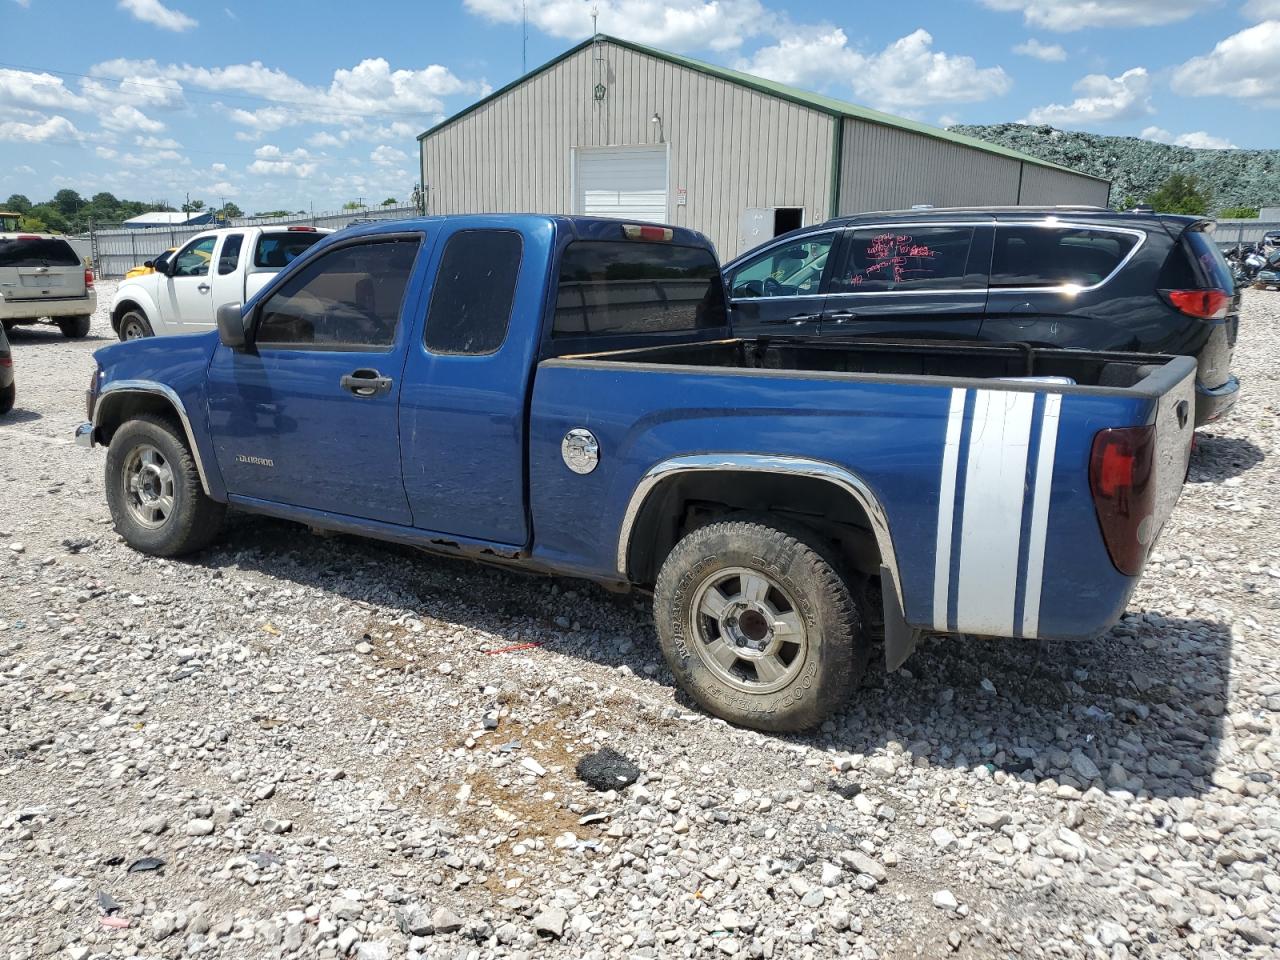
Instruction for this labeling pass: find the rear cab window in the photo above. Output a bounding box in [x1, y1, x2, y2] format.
[992, 226, 1139, 288]
[552, 240, 726, 339]
[254, 230, 326, 270]
[0, 237, 81, 268]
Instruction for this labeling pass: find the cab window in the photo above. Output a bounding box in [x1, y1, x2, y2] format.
[729, 236, 833, 299]
[171, 237, 216, 278]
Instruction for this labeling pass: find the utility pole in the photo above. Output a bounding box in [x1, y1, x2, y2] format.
[522, 0, 528, 74]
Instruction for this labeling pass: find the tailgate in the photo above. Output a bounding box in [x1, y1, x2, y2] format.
[0, 237, 86, 301]
[1149, 358, 1196, 537]
[11, 265, 85, 301]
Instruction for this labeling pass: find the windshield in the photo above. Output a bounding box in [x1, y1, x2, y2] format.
[254, 232, 325, 269]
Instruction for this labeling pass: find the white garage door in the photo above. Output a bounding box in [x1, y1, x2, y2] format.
[575, 145, 668, 222]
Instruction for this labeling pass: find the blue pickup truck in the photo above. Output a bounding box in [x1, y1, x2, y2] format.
[76, 215, 1196, 731]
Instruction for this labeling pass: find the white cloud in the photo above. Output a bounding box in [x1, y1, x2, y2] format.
[210, 162, 227, 174]
[254, 143, 311, 160]
[100, 104, 165, 133]
[464, 0, 772, 51]
[1243, 0, 1280, 18]
[0, 68, 87, 112]
[980, 0, 1210, 31]
[371, 144, 409, 166]
[248, 158, 318, 178]
[307, 131, 343, 148]
[118, 0, 197, 32]
[135, 134, 181, 148]
[1170, 21, 1280, 105]
[1022, 67, 1152, 125]
[1012, 38, 1067, 61]
[739, 28, 1010, 109]
[1140, 125, 1238, 149]
[0, 115, 84, 143]
[96, 146, 119, 159]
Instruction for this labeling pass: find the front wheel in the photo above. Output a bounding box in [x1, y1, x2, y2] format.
[653, 518, 865, 732]
[117, 310, 154, 341]
[58, 315, 92, 339]
[105, 414, 226, 556]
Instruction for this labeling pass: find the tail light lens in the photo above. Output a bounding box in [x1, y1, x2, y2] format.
[622, 224, 673, 242]
[1161, 288, 1230, 320]
[0, 355, 11, 368]
[84, 268, 95, 289]
[1089, 425, 1157, 576]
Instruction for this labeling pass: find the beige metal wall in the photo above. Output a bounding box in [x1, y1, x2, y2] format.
[836, 118, 1107, 214]
[420, 40, 834, 258]
[1017, 162, 1111, 207]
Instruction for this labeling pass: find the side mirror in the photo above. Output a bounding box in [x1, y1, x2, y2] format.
[216, 302, 247, 348]
[142, 260, 155, 269]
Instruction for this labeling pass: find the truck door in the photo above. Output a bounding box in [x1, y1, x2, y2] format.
[209, 232, 245, 319]
[818, 224, 990, 340]
[205, 234, 424, 524]
[160, 234, 218, 334]
[398, 224, 536, 545]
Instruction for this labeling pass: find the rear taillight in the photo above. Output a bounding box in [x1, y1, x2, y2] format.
[1161, 288, 1230, 320]
[287, 226, 317, 232]
[1089, 425, 1156, 576]
[0, 356, 11, 368]
[622, 224, 673, 242]
[84, 268, 94, 289]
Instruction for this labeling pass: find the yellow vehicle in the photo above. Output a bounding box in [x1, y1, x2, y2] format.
[0, 212, 22, 231]
[124, 247, 179, 279]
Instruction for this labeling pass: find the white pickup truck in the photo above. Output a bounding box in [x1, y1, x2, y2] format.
[110, 225, 331, 340]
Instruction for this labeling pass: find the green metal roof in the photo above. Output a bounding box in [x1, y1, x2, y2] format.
[420, 34, 1105, 185]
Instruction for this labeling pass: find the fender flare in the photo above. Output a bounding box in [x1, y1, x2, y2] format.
[615, 454, 904, 611]
[92, 380, 212, 496]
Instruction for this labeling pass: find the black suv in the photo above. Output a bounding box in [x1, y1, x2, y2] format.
[723, 208, 1239, 425]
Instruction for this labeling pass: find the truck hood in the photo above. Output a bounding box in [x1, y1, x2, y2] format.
[94, 330, 220, 384]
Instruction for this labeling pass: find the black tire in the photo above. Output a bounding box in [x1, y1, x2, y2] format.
[117, 310, 154, 341]
[653, 517, 865, 732]
[57, 315, 92, 339]
[0, 383, 13, 415]
[105, 414, 225, 557]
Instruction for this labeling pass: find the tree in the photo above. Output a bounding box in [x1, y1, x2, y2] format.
[24, 204, 68, 233]
[342, 200, 364, 210]
[182, 198, 206, 213]
[253, 210, 293, 219]
[4, 194, 32, 214]
[215, 202, 243, 220]
[1145, 174, 1210, 216]
[1219, 206, 1259, 219]
[52, 189, 84, 218]
[381, 197, 397, 206]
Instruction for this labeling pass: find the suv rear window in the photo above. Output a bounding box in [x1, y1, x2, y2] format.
[0, 238, 81, 267]
[254, 232, 325, 269]
[1158, 227, 1237, 293]
[991, 226, 1138, 288]
[553, 241, 725, 337]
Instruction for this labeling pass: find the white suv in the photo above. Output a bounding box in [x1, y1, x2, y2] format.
[0, 233, 97, 338]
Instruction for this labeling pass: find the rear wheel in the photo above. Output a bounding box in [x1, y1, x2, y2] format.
[653, 517, 866, 732]
[106, 414, 225, 556]
[58, 315, 92, 339]
[0, 383, 13, 415]
[117, 311, 153, 341]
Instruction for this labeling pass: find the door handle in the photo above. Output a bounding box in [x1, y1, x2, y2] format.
[340, 369, 393, 397]
[825, 311, 857, 323]
[197, 283, 211, 293]
[763, 313, 821, 325]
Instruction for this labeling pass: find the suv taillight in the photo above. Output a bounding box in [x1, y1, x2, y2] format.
[1161, 288, 1229, 320]
[84, 268, 95, 289]
[1089, 425, 1156, 576]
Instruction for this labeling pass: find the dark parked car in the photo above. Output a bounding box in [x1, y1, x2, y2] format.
[723, 208, 1239, 425]
[0, 323, 14, 414]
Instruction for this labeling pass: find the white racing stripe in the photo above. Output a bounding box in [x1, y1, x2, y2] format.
[1020, 394, 1062, 638]
[955, 390, 1035, 636]
[932, 388, 967, 631]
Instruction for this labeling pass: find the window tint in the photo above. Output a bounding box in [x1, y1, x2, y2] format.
[256, 239, 419, 349]
[0, 237, 81, 267]
[254, 231, 325, 269]
[1182, 229, 1234, 291]
[831, 227, 977, 293]
[553, 241, 726, 337]
[217, 234, 244, 276]
[991, 226, 1138, 288]
[423, 230, 522, 355]
[172, 237, 215, 278]
[730, 236, 833, 298]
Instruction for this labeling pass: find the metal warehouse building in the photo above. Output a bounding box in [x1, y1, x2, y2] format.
[419, 35, 1111, 259]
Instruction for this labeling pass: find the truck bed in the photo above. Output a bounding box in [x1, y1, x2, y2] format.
[560, 336, 1184, 395]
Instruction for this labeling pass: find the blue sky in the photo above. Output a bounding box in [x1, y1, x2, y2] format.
[1, 0, 1275, 214]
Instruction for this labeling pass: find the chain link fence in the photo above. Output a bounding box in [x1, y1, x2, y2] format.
[89, 204, 421, 278]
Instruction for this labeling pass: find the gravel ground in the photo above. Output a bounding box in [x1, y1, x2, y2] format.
[1, 284, 1278, 960]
